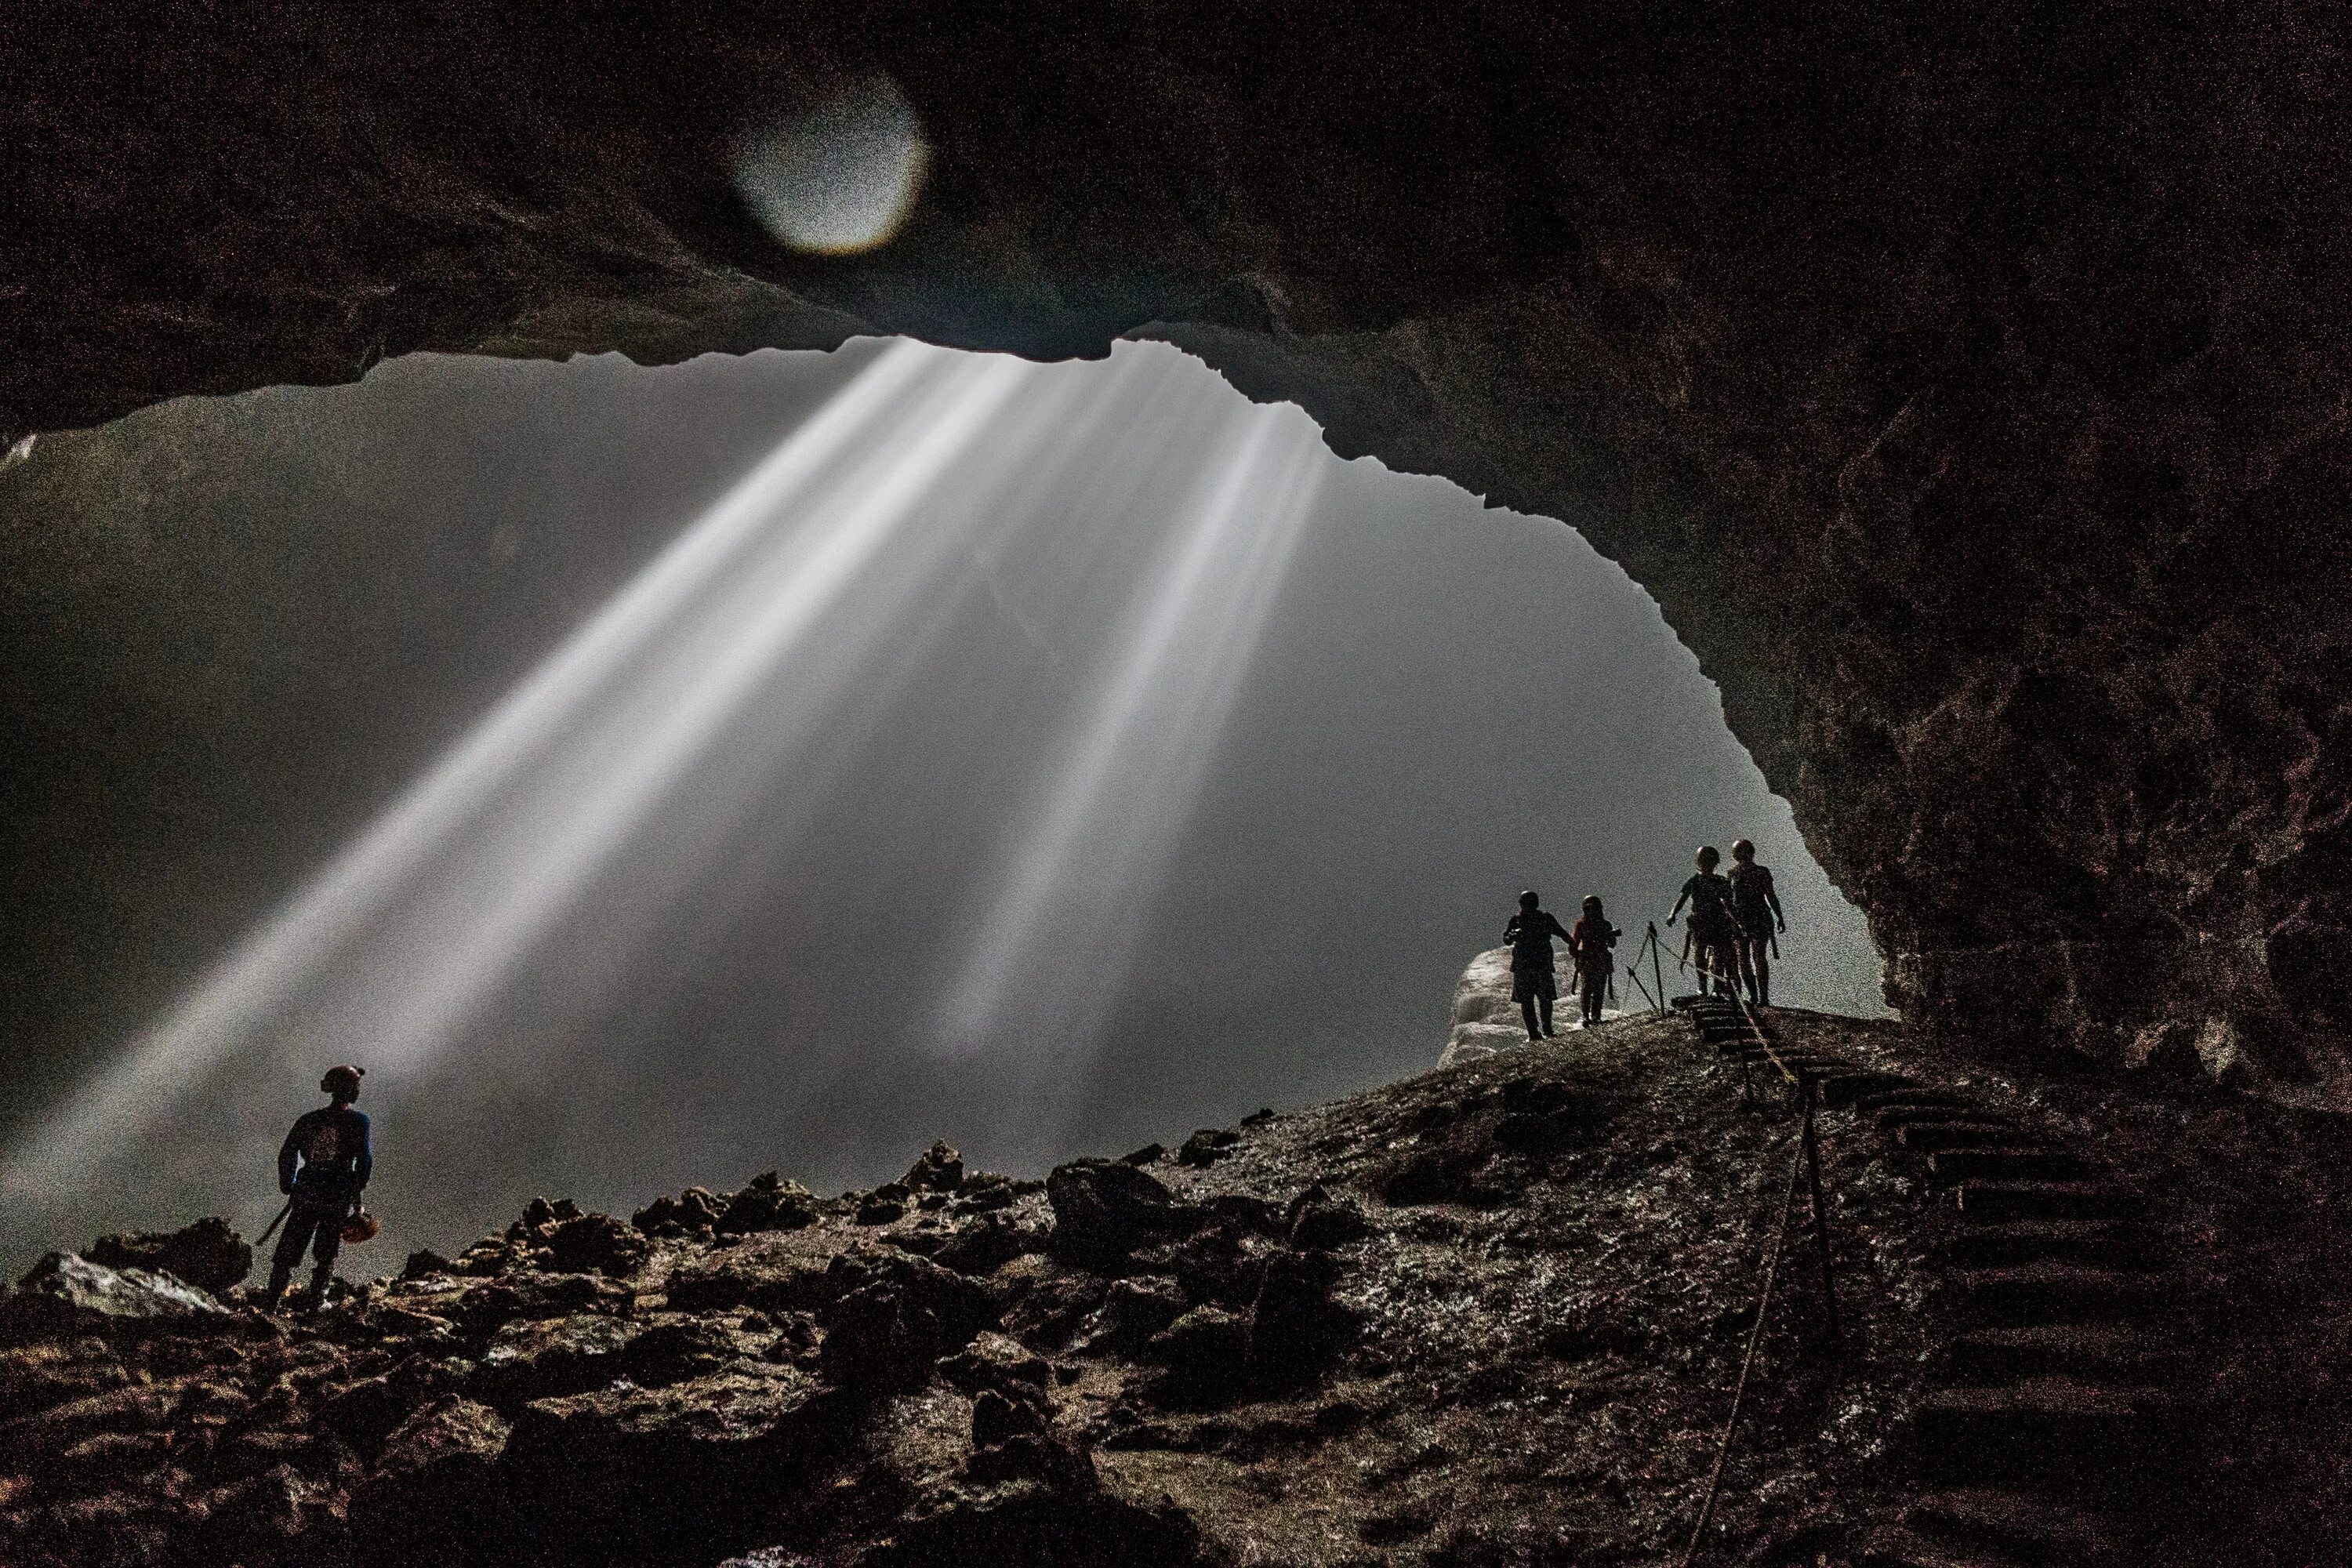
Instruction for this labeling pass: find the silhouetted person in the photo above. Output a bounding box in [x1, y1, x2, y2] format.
[1570, 895, 1619, 1027]
[1727, 838, 1786, 1007]
[1502, 890, 1572, 1040]
[1667, 847, 1740, 1000]
[266, 1065, 372, 1308]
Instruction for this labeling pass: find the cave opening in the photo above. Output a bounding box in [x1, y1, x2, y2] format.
[0, 337, 1880, 1272]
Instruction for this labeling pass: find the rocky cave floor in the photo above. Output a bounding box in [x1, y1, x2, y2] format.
[4, 996, 2349, 1568]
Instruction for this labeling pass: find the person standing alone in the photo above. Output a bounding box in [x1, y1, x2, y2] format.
[266, 1065, 372, 1308]
[1503, 890, 1573, 1040]
[1570, 895, 1619, 1027]
[1726, 838, 1786, 1007]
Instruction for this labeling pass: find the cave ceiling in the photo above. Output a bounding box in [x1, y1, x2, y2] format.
[5, 3, 2350, 1100]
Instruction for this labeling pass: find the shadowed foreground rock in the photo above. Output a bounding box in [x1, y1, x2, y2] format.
[5, 1000, 2348, 1566]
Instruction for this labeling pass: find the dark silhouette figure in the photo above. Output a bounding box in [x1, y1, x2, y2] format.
[267, 1065, 372, 1308]
[1667, 847, 1741, 999]
[1570, 895, 1619, 1026]
[1727, 838, 1787, 1007]
[1502, 890, 1572, 1040]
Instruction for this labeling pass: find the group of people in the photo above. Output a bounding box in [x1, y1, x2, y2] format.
[254, 848, 1789, 1307]
[1501, 839, 1788, 1041]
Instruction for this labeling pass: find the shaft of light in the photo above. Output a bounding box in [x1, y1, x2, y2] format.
[0, 341, 1008, 1197]
[1, 339, 1336, 1234]
[942, 404, 1330, 1089]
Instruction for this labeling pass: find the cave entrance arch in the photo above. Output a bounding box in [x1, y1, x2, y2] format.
[0, 336, 1877, 1269]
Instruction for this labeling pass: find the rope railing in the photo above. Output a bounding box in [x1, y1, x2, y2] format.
[1670, 931, 1846, 1563]
[1678, 1130, 1803, 1568]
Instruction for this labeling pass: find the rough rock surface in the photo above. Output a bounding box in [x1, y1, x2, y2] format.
[6, 993, 2337, 1567]
[7, 8, 2352, 1093]
[84, 1219, 253, 1298]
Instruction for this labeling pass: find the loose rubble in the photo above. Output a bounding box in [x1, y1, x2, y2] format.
[0, 992, 2314, 1566]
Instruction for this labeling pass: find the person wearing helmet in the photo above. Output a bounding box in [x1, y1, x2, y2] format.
[1570, 895, 1619, 1027]
[264, 1065, 372, 1308]
[1666, 847, 1741, 1000]
[1501, 890, 1573, 1040]
[1727, 839, 1786, 1007]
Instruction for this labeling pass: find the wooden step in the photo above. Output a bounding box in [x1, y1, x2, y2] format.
[1903, 1487, 2124, 1566]
[1909, 1378, 2180, 1483]
[1929, 1148, 2095, 1185]
[1820, 1072, 1915, 1108]
[1954, 1264, 2172, 1325]
[1857, 1088, 1973, 1114]
[1877, 1101, 2016, 1128]
[1941, 1221, 2168, 1272]
[1898, 1121, 2035, 1155]
[1941, 1324, 2189, 1386]
[1955, 1182, 2144, 1225]
[1855, 1523, 2031, 1568]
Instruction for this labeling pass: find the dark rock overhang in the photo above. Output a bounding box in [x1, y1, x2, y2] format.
[7, 3, 2350, 1099]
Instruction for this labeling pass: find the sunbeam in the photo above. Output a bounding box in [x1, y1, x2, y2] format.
[0, 341, 1341, 1225]
[940, 400, 1330, 1122]
[2, 341, 1033, 1200]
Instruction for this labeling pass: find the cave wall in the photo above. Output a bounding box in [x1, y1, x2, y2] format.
[6, 2, 2350, 1098]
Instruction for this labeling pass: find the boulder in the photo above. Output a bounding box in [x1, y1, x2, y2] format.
[971, 1383, 1050, 1448]
[1149, 1225, 1263, 1309]
[902, 1141, 966, 1193]
[1083, 1276, 1188, 1355]
[542, 1212, 651, 1276]
[624, 1317, 743, 1386]
[1045, 1160, 1199, 1269]
[449, 1270, 631, 1341]
[1175, 1128, 1240, 1167]
[664, 1227, 859, 1314]
[880, 1213, 959, 1257]
[2, 1254, 230, 1342]
[937, 1331, 1052, 1396]
[192, 1462, 339, 1566]
[818, 1250, 998, 1392]
[631, 1185, 726, 1236]
[949, 1171, 1032, 1216]
[85, 1218, 252, 1295]
[714, 1173, 822, 1236]
[472, 1314, 644, 1406]
[933, 1212, 1037, 1277]
[1287, 1198, 1372, 1252]
[349, 1396, 510, 1566]
[858, 1183, 912, 1225]
[500, 1368, 829, 1562]
[1143, 1306, 1250, 1408]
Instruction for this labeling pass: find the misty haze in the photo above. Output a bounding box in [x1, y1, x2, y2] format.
[0, 339, 1882, 1272]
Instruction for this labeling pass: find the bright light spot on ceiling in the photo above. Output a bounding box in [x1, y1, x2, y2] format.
[733, 77, 931, 256]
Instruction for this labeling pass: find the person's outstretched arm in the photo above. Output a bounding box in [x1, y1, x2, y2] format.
[1666, 884, 1689, 925]
[277, 1124, 300, 1196]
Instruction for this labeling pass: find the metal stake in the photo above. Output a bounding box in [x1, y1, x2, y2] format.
[1650, 920, 1666, 1013]
[1799, 1077, 1841, 1347]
